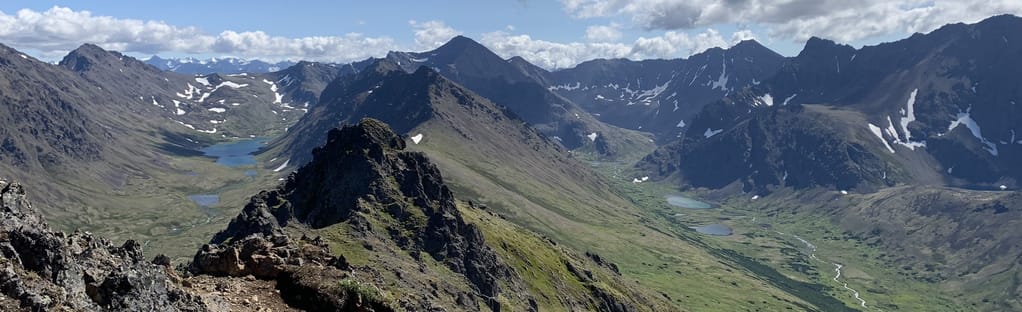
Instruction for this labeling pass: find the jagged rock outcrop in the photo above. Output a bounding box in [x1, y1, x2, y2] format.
[194, 119, 522, 310]
[0, 180, 208, 311]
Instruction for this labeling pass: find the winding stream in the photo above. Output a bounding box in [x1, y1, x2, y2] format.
[777, 231, 869, 309]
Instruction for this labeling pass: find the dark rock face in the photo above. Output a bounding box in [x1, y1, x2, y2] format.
[384, 36, 625, 153]
[264, 60, 364, 108]
[674, 101, 890, 193]
[200, 119, 516, 308]
[0, 180, 207, 311]
[281, 61, 438, 166]
[0, 44, 110, 171]
[644, 15, 1022, 192]
[548, 40, 785, 140]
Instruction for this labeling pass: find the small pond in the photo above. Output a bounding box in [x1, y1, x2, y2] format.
[691, 224, 733, 236]
[187, 194, 220, 219]
[187, 194, 220, 207]
[200, 138, 268, 167]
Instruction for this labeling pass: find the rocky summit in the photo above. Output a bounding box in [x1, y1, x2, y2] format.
[195, 118, 516, 310]
[0, 180, 206, 311]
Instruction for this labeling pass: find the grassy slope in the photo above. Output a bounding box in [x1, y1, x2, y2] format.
[409, 121, 818, 311]
[460, 202, 679, 311]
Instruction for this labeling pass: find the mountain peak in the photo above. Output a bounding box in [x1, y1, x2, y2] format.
[731, 39, 767, 51]
[315, 118, 407, 157]
[729, 39, 783, 58]
[978, 13, 1022, 25]
[432, 35, 493, 57]
[59, 43, 128, 72]
[798, 36, 855, 58]
[72, 43, 108, 53]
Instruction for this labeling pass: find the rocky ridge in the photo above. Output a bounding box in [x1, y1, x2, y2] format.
[0, 180, 207, 311]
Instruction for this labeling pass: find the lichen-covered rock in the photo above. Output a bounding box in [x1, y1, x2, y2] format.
[0, 180, 209, 311]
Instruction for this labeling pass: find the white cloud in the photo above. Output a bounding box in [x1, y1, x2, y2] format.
[559, 0, 1022, 44]
[585, 23, 622, 42]
[0, 6, 397, 62]
[631, 29, 727, 57]
[481, 28, 738, 69]
[730, 29, 756, 44]
[409, 20, 462, 50]
[481, 31, 630, 69]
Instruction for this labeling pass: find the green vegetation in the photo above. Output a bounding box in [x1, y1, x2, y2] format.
[338, 278, 387, 304]
[716, 195, 969, 311]
[591, 156, 969, 311]
[408, 122, 820, 311]
[36, 135, 287, 261]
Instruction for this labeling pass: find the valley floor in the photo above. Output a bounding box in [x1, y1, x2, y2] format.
[590, 157, 972, 311]
[40, 138, 287, 261]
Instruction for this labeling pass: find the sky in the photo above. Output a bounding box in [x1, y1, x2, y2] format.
[0, 1, 1020, 69]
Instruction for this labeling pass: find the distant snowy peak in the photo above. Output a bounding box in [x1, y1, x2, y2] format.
[146, 56, 298, 75]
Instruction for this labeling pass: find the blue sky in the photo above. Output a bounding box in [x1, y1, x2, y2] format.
[0, 1, 1019, 69]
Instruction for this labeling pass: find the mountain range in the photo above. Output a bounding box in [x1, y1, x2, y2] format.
[637, 13, 1022, 310]
[0, 13, 1021, 312]
[146, 56, 297, 75]
[642, 14, 1022, 192]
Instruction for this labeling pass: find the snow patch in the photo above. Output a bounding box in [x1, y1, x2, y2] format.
[587, 132, 598, 142]
[947, 107, 998, 156]
[218, 81, 248, 88]
[757, 94, 774, 107]
[886, 89, 926, 150]
[632, 176, 650, 183]
[899, 89, 919, 142]
[174, 121, 194, 129]
[272, 159, 290, 172]
[548, 82, 581, 91]
[208, 108, 226, 113]
[171, 99, 186, 115]
[634, 81, 671, 105]
[868, 123, 896, 153]
[410, 133, 424, 144]
[676, 120, 686, 128]
[782, 94, 797, 106]
[194, 77, 210, 86]
[704, 128, 723, 138]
